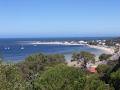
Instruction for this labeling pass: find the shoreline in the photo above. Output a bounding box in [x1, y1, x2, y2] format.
[87, 45, 115, 55]
[66, 44, 115, 61]
[67, 45, 115, 67]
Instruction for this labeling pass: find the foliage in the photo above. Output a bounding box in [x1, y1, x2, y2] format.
[87, 41, 98, 45]
[34, 64, 110, 90]
[34, 64, 86, 90]
[105, 40, 115, 46]
[47, 54, 65, 63]
[100, 57, 120, 90]
[0, 53, 120, 90]
[111, 69, 120, 80]
[99, 54, 112, 61]
[84, 74, 110, 90]
[17, 53, 65, 80]
[110, 69, 120, 90]
[96, 64, 109, 75]
[72, 51, 95, 62]
[0, 64, 25, 90]
[72, 51, 95, 68]
[16, 53, 65, 89]
[105, 37, 120, 46]
[16, 53, 47, 81]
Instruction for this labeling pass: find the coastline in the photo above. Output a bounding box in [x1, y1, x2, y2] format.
[67, 44, 115, 67]
[87, 45, 114, 55]
[66, 44, 115, 61]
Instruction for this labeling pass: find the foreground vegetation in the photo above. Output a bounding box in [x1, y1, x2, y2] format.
[0, 52, 120, 90]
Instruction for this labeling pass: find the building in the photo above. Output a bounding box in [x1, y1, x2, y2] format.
[87, 65, 97, 73]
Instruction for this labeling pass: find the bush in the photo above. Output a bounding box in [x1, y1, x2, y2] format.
[99, 54, 112, 61]
[34, 64, 86, 90]
[84, 74, 109, 90]
[96, 64, 109, 75]
[110, 69, 120, 90]
[71, 51, 95, 68]
[0, 64, 26, 90]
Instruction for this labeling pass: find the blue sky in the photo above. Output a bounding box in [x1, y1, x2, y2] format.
[0, 0, 120, 38]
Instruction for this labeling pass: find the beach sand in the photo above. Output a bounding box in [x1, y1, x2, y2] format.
[67, 45, 115, 67]
[87, 45, 114, 55]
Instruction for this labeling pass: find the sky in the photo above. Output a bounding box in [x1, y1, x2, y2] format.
[0, 0, 120, 38]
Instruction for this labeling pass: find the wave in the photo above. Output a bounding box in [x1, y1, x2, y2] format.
[18, 41, 88, 46]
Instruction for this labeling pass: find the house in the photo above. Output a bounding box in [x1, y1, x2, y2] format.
[87, 65, 97, 73]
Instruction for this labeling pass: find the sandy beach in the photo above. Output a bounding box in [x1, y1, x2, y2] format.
[87, 45, 115, 55]
[67, 45, 115, 67]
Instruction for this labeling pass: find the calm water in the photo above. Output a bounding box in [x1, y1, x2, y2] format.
[0, 37, 112, 62]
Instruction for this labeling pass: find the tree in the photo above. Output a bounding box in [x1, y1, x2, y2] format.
[17, 53, 65, 80]
[17, 53, 47, 81]
[87, 41, 98, 45]
[71, 52, 80, 62]
[47, 54, 65, 64]
[0, 52, 117, 90]
[16, 53, 66, 89]
[84, 74, 112, 90]
[0, 64, 25, 90]
[98, 57, 120, 90]
[34, 64, 86, 90]
[96, 64, 109, 75]
[109, 57, 120, 90]
[110, 69, 120, 90]
[99, 54, 112, 61]
[105, 40, 115, 46]
[34, 64, 113, 90]
[72, 51, 95, 68]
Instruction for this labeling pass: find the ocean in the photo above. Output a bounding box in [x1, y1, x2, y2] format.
[0, 37, 112, 62]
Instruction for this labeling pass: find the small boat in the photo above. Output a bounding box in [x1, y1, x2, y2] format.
[4, 47, 8, 50]
[21, 46, 24, 50]
[33, 44, 37, 46]
[7, 47, 10, 50]
[4, 47, 10, 50]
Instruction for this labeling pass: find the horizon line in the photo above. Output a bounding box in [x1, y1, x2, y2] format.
[0, 36, 118, 39]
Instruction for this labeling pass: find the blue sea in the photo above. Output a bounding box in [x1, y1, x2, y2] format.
[0, 37, 112, 62]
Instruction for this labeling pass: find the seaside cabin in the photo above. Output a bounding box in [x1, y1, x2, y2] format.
[115, 43, 120, 46]
[87, 65, 97, 73]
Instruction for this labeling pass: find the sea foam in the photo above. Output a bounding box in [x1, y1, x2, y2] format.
[18, 41, 88, 46]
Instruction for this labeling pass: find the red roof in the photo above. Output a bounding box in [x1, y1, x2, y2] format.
[87, 67, 97, 73]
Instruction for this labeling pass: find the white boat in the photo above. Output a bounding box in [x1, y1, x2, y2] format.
[7, 47, 10, 50]
[33, 44, 37, 46]
[21, 46, 24, 50]
[4, 47, 10, 50]
[4, 47, 8, 50]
